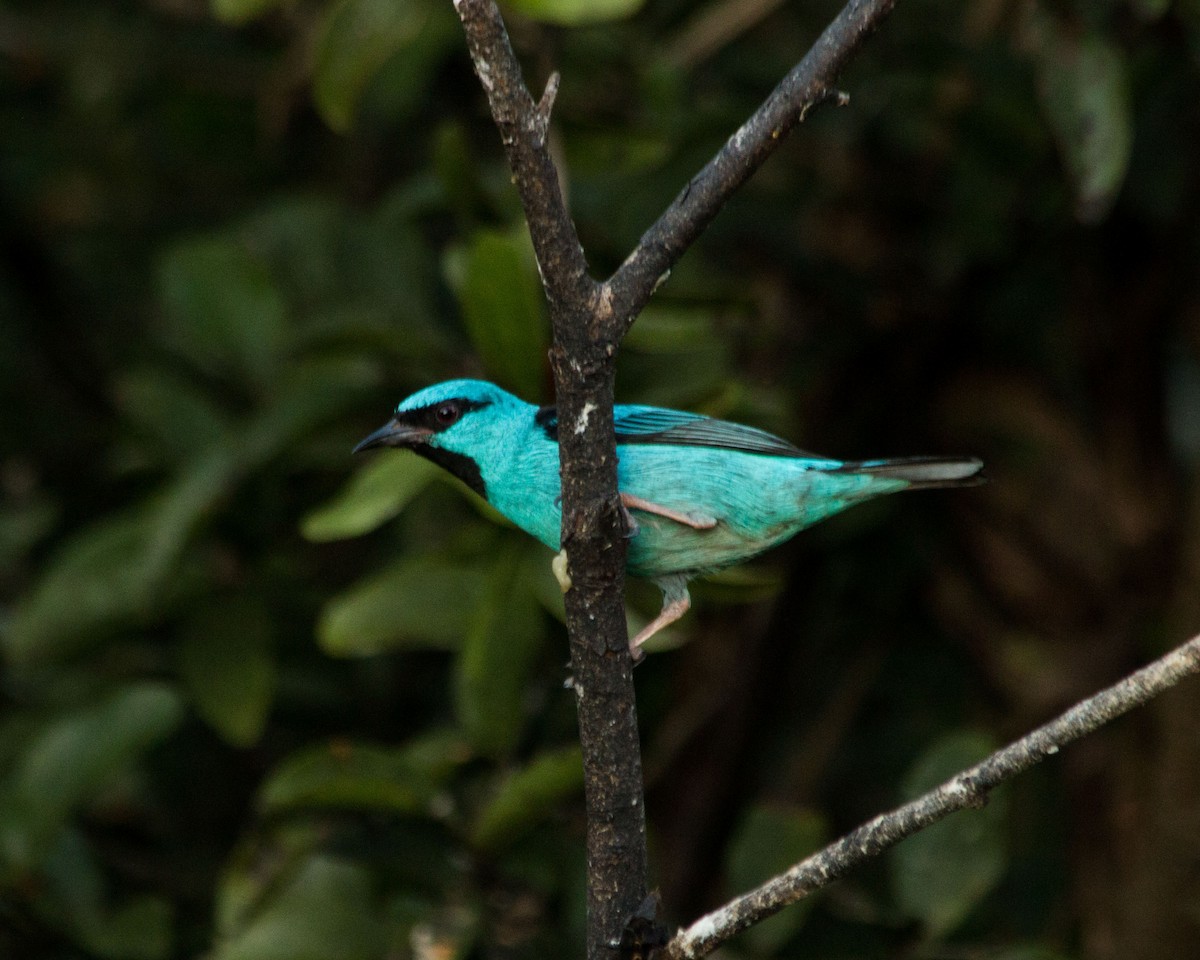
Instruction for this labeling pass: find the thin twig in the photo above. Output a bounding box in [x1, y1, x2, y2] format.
[605, 0, 896, 330]
[452, 0, 596, 312]
[662, 633, 1200, 959]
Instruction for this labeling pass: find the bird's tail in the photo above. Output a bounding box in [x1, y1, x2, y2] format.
[831, 456, 985, 490]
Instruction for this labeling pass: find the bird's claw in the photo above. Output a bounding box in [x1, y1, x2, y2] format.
[551, 550, 572, 593]
[619, 501, 640, 538]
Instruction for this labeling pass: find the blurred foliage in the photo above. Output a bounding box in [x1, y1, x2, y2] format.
[2, 0, 1200, 958]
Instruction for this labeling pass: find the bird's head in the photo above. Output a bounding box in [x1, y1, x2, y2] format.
[354, 379, 529, 499]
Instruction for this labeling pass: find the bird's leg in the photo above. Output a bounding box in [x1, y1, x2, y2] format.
[629, 575, 691, 661]
[620, 493, 717, 531]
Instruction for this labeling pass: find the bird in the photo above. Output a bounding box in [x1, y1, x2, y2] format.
[354, 379, 983, 659]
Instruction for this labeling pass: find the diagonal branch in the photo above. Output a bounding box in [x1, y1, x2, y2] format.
[605, 0, 897, 330]
[662, 633, 1200, 960]
[451, 5, 643, 960]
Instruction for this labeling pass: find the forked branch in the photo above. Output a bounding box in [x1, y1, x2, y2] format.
[448, 1, 907, 958]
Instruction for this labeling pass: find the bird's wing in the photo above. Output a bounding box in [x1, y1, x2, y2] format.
[535, 403, 823, 458]
[613, 405, 820, 458]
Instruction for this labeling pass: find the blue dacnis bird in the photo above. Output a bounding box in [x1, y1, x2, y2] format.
[355, 380, 983, 658]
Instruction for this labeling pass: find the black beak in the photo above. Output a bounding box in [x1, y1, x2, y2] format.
[353, 419, 432, 454]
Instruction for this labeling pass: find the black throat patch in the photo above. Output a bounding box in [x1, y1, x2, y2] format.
[413, 445, 487, 499]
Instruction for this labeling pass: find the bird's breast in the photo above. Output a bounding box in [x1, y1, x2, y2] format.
[483, 441, 564, 551]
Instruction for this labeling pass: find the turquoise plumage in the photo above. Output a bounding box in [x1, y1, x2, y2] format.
[355, 379, 982, 657]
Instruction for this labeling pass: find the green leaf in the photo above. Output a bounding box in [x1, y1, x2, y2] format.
[503, 0, 646, 26]
[623, 305, 719, 354]
[212, 855, 386, 960]
[433, 122, 485, 229]
[726, 805, 827, 953]
[519, 544, 566, 624]
[158, 236, 287, 385]
[301, 453, 440, 541]
[178, 596, 276, 747]
[140, 444, 241, 590]
[0, 494, 57, 573]
[890, 731, 1008, 937]
[346, 5, 462, 129]
[987, 949, 1073, 960]
[698, 563, 786, 604]
[454, 550, 546, 756]
[115, 367, 232, 465]
[0, 683, 184, 871]
[314, 0, 452, 133]
[317, 559, 488, 656]
[235, 191, 442, 342]
[4, 506, 166, 664]
[561, 130, 672, 179]
[259, 730, 469, 816]
[82, 896, 174, 960]
[8, 358, 377, 666]
[1129, 0, 1170, 21]
[444, 226, 548, 399]
[1035, 21, 1132, 223]
[471, 746, 583, 852]
[243, 356, 381, 462]
[210, 0, 287, 25]
[214, 824, 319, 941]
[34, 831, 173, 960]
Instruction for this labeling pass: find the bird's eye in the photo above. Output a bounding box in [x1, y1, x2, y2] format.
[434, 402, 461, 426]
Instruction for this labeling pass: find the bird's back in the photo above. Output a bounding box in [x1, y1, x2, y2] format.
[476, 395, 981, 581]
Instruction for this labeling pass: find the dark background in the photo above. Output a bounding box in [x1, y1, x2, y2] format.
[2, 0, 1199, 958]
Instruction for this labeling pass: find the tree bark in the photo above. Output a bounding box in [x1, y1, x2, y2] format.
[452, 6, 646, 957]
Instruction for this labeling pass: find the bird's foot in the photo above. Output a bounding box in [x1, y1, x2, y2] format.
[618, 500, 640, 538]
[628, 592, 691, 660]
[551, 550, 572, 593]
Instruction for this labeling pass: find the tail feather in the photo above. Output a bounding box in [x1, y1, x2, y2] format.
[832, 455, 985, 490]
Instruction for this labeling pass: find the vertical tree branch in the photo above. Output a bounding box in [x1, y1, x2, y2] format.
[452, 5, 646, 958]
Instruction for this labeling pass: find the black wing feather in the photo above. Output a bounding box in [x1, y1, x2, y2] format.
[614, 407, 811, 457]
[532, 403, 814, 458]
